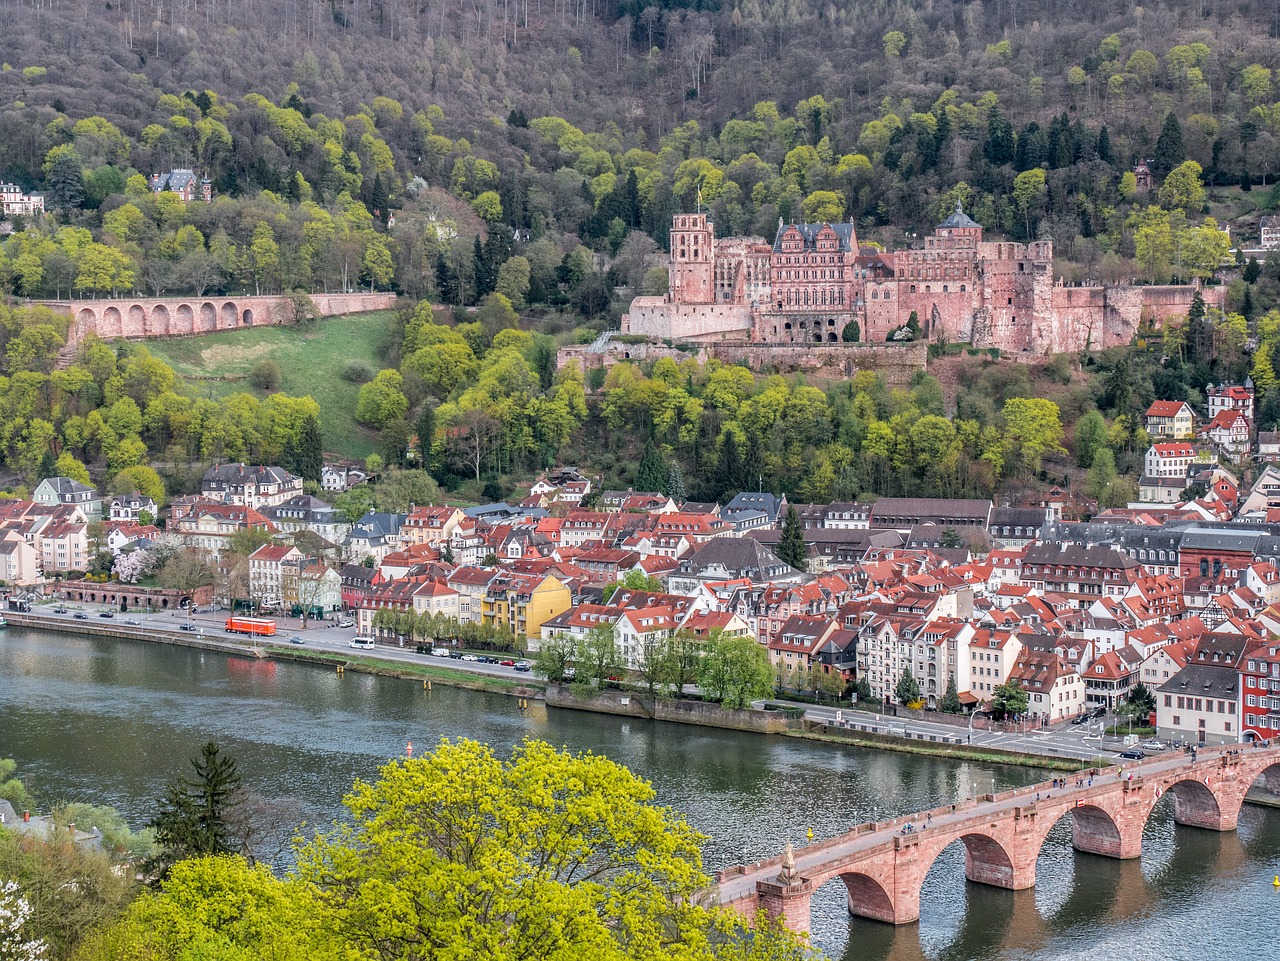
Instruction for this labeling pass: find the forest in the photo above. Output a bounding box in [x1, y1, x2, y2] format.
[2, 1, 1280, 499]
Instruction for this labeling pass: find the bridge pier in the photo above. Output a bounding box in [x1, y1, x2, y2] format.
[756, 876, 814, 933]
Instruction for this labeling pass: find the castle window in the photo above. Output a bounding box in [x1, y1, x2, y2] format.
[911, 285, 917, 293]
[960, 285, 966, 292]
[943, 285, 948, 293]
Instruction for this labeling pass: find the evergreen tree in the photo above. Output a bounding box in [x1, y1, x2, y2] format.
[663, 461, 686, 501]
[895, 667, 922, 706]
[941, 675, 963, 714]
[1095, 125, 1113, 163]
[713, 433, 745, 503]
[45, 148, 86, 209]
[297, 414, 324, 482]
[1244, 257, 1262, 284]
[1153, 111, 1186, 176]
[777, 505, 807, 572]
[982, 106, 1016, 167]
[148, 741, 243, 879]
[743, 431, 765, 491]
[473, 235, 496, 299]
[842, 319, 860, 342]
[370, 172, 389, 222]
[634, 438, 666, 492]
[434, 251, 457, 304]
[36, 448, 57, 481]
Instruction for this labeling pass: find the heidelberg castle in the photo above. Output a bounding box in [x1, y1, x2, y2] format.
[621, 205, 1220, 354]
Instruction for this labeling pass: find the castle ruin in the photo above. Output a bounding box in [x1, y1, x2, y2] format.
[621, 206, 1219, 355]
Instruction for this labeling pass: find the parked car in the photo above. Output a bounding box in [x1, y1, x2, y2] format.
[563, 667, 576, 681]
[1090, 706, 1107, 719]
[1118, 748, 1145, 760]
[514, 660, 532, 672]
[337, 619, 354, 629]
[477, 655, 497, 664]
[73, 612, 88, 620]
[431, 647, 452, 658]
[499, 659, 516, 667]
[460, 654, 479, 662]
[1141, 739, 1166, 752]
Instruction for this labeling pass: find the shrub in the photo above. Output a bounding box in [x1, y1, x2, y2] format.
[341, 361, 374, 383]
[248, 359, 281, 391]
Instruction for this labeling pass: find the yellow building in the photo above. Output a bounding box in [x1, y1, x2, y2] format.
[482, 572, 571, 644]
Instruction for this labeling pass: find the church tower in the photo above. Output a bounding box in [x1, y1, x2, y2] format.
[669, 213, 714, 305]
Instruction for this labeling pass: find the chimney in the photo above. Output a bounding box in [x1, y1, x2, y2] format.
[23, 810, 30, 822]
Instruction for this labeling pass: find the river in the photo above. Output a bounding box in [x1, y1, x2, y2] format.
[1, 628, 1276, 960]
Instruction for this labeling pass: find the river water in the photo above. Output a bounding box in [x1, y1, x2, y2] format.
[1, 628, 1276, 960]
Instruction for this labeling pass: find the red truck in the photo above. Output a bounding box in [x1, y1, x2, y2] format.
[224, 617, 277, 636]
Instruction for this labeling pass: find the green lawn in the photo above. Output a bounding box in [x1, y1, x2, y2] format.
[146, 311, 399, 459]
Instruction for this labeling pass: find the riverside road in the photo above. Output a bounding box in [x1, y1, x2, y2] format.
[15, 603, 1130, 762]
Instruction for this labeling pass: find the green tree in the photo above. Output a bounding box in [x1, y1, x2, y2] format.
[78, 856, 343, 961]
[1085, 447, 1121, 507]
[1012, 168, 1047, 238]
[776, 505, 807, 571]
[698, 635, 773, 709]
[0, 758, 35, 813]
[895, 666, 921, 706]
[112, 465, 165, 504]
[248, 222, 280, 295]
[635, 437, 667, 491]
[533, 633, 575, 682]
[147, 741, 243, 879]
[43, 144, 85, 209]
[574, 624, 621, 688]
[291, 740, 806, 961]
[1158, 160, 1205, 211]
[1152, 111, 1185, 177]
[940, 675, 963, 714]
[355, 369, 409, 429]
[664, 462, 686, 500]
[1122, 681, 1157, 717]
[495, 254, 531, 308]
[373, 466, 441, 513]
[296, 414, 324, 482]
[1074, 410, 1109, 468]
[991, 680, 1029, 719]
[1002, 397, 1066, 473]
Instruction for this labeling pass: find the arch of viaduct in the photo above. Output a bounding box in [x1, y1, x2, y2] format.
[715, 744, 1280, 931]
[40, 292, 396, 346]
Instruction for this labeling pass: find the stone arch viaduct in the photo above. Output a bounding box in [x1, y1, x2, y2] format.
[39, 292, 396, 348]
[714, 743, 1280, 931]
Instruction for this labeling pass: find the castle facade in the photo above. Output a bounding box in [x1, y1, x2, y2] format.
[622, 207, 1217, 354]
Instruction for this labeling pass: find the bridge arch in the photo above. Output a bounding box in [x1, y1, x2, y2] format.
[1149, 776, 1226, 832]
[148, 303, 170, 336]
[827, 871, 895, 925]
[127, 303, 146, 336]
[101, 306, 123, 337]
[1064, 802, 1126, 858]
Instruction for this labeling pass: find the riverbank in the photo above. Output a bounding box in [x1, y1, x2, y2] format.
[3, 613, 1085, 769]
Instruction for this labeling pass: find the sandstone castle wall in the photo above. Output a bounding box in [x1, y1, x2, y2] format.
[37, 292, 396, 347]
[624, 211, 1221, 355]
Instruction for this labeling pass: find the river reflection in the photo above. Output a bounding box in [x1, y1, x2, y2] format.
[1, 629, 1277, 960]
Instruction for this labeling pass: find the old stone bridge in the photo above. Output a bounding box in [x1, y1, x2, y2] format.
[714, 743, 1280, 931]
[38, 292, 396, 347]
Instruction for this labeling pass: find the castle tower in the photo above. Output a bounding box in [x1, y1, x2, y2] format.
[669, 213, 714, 305]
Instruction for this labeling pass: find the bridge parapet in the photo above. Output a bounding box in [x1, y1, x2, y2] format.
[715, 743, 1280, 931]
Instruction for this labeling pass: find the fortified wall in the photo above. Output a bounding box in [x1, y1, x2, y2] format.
[557, 339, 926, 389]
[38, 292, 397, 347]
